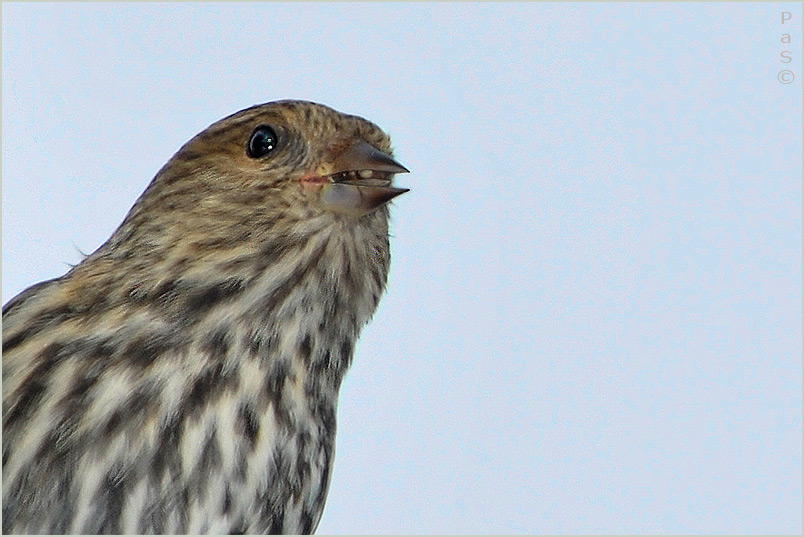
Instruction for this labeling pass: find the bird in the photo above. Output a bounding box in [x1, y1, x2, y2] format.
[2, 100, 409, 534]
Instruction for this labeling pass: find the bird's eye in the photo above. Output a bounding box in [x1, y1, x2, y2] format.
[247, 125, 278, 158]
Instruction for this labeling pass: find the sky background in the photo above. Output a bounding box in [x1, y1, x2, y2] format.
[2, 2, 802, 534]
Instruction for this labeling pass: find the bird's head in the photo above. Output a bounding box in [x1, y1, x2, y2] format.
[144, 100, 409, 223]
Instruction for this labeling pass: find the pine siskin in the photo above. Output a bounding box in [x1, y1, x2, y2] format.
[2, 100, 408, 534]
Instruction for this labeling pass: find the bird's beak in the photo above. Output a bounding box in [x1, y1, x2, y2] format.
[319, 141, 410, 216]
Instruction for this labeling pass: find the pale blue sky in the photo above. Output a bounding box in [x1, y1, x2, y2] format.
[2, 2, 802, 534]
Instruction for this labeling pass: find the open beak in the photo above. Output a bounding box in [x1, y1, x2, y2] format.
[320, 141, 410, 216]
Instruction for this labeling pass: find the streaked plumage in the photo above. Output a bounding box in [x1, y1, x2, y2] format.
[2, 100, 408, 534]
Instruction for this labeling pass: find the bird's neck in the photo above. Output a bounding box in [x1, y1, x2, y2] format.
[77, 211, 390, 387]
[230, 218, 391, 391]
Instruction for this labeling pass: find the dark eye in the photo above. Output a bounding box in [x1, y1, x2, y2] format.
[247, 125, 278, 158]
